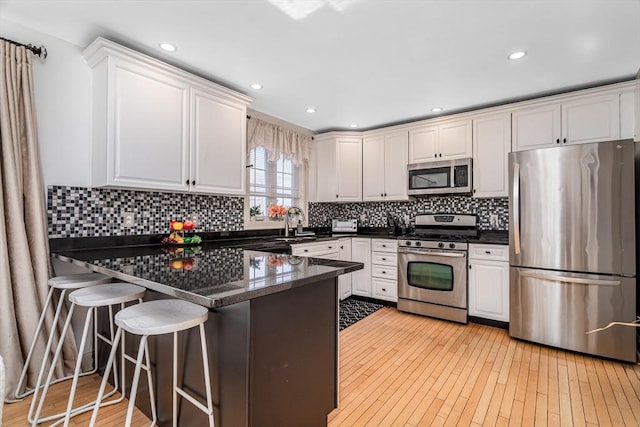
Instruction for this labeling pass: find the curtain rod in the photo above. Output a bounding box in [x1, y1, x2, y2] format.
[0, 36, 47, 58]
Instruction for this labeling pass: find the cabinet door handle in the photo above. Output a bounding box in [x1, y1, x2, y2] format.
[563, 138, 567, 144]
[336, 194, 338, 198]
[473, 189, 476, 193]
[439, 153, 442, 157]
[469, 264, 472, 269]
[556, 138, 560, 144]
[340, 245, 344, 249]
[192, 180, 196, 186]
[185, 179, 189, 185]
[384, 193, 387, 197]
[381, 193, 384, 197]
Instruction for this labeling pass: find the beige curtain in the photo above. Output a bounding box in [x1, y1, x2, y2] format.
[0, 40, 76, 402]
[247, 117, 312, 166]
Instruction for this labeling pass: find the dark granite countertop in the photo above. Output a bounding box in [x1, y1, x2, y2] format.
[52, 244, 363, 309]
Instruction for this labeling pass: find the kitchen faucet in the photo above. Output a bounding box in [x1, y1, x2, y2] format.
[284, 206, 304, 237]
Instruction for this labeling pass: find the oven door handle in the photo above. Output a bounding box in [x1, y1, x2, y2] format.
[399, 249, 466, 258]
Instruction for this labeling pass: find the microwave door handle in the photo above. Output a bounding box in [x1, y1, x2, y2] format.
[513, 163, 521, 254]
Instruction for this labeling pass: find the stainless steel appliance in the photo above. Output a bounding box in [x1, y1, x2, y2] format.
[331, 219, 357, 234]
[397, 213, 478, 324]
[509, 139, 637, 362]
[407, 158, 472, 196]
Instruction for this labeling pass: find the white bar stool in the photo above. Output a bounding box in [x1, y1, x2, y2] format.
[15, 273, 111, 400]
[90, 299, 214, 427]
[30, 282, 146, 426]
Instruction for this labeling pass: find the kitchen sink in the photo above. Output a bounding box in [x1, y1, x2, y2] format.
[273, 236, 317, 242]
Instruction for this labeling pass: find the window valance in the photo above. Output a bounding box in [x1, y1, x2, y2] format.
[247, 117, 312, 166]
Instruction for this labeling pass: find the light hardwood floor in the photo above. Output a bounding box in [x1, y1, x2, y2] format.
[4, 307, 640, 426]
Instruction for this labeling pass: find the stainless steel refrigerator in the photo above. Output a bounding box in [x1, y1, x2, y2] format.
[509, 139, 637, 362]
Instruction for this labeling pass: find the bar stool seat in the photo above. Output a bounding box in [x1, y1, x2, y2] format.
[116, 299, 208, 335]
[70, 282, 147, 307]
[30, 282, 146, 427]
[90, 299, 214, 427]
[15, 273, 111, 401]
[49, 273, 112, 290]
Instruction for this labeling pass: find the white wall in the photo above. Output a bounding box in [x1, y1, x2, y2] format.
[1, 18, 92, 187]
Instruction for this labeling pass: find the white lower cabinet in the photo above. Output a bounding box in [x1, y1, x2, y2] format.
[291, 239, 352, 300]
[370, 239, 398, 302]
[351, 238, 372, 297]
[468, 244, 509, 322]
[338, 239, 352, 300]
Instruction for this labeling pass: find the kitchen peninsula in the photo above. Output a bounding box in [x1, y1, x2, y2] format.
[52, 243, 363, 427]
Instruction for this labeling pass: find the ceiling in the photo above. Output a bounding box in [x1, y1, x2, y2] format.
[1, 0, 639, 133]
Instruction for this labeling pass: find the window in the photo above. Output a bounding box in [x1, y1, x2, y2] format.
[248, 146, 304, 222]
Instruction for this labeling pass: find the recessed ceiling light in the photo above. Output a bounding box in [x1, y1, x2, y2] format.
[250, 83, 263, 90]
[431, 107, 443, 113]
[306, 108, 316, 113]
[349, 123, 359, 128]
[159, 43, 176, 52]
[508, 50, 527, 60]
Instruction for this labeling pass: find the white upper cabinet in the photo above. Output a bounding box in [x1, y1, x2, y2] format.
[512, 103, 561, 151]
[512, 92, 622, 151]
[362, 131, 409, 201]
[336, 138, 363, 201]
[190, 88, 246, 195]
[315, 134, 362, 202]
[561, 94, 620, 145]
[83, 38, 252, 195]
[472, 113, 511, 198]
[408, 125, 438, 162]
[408, 119, 471, 163]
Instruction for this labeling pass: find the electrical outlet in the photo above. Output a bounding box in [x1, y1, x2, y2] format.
[189, 213, 201, 226]
[489, 214, 499, 229]
[122, 212, 135, 228]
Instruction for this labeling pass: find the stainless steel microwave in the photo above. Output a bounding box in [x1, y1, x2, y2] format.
[407, 158, 472, 196]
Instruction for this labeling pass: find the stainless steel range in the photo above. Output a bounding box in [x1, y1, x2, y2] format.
[397, 213, 478, 324]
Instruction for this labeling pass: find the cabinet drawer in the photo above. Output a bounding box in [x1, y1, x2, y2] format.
[371, 239, 398, 253]
[469, 244, 509, 262]
[372, 277, 397, 302]
[291, 241, 339, 257]
[372, 252, 397, 266]
[372, 265, 397, 280]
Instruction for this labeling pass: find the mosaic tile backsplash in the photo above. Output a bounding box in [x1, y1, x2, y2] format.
[48, 186, 507, 238]
[308, 196, 509, 230]
[48, 186, 244, 238]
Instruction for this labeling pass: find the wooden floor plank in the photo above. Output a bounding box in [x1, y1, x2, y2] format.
[6, 307, 640, 427]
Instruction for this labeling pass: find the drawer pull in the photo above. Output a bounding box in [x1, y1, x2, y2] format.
[382, 271, 386, 274]
[328, 246, 333, 249]
[304, 249, 308, 252]
[485, 251, 491, 254]
[382, 288, 386, 292]
[382, 257, 386, 261]
[382, 245, 387, 248]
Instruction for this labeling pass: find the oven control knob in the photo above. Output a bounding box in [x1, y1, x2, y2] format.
[405, 241, 411, 246]
[438, 242, 445, 248]
[415, 241, 422, 247]
[449, 243, 456, 249]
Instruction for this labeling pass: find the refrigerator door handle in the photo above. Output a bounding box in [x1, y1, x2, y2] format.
[513, 163, 521, 254]
[520, 271, 620, 286]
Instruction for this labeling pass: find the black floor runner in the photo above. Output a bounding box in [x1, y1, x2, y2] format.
[339, 298, 384, 331]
